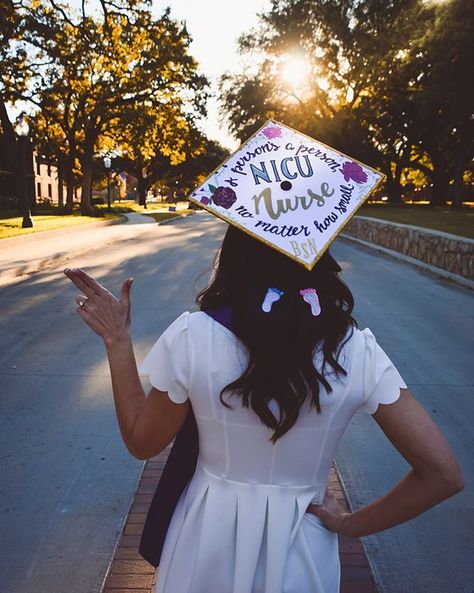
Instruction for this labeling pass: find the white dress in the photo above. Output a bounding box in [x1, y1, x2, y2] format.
[139, 311, 406, 593]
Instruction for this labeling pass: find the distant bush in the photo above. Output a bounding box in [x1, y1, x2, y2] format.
[36, 197, 54, 208]
[94, 204, 135, 213]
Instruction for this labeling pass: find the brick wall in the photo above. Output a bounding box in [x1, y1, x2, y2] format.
[343, 216, 474, 280]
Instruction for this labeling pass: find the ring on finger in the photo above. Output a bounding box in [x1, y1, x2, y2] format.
[79, 297, 88, 309]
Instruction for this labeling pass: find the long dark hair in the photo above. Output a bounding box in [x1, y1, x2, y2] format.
[196, 226, 357, 442]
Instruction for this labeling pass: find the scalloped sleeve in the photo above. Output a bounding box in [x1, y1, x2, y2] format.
[138, 312, 190, 404]
[358, 328, 407, 414]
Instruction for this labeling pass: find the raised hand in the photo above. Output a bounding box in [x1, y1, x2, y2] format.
[64, 268, 133, 346]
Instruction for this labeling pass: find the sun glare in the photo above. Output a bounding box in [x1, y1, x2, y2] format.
[317, 77, 330, 91]
[280, 53, 310, 88]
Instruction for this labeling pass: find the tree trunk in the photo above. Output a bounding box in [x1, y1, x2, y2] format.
[137, 176, 148, 208]
[385, 179, 403, 203]
[65, 180, 74, 212]
[65, 178, 74, 212]
[385, 160, 403, 203]
[17, 136, 34, 226]
[80, 157, 95, 216]
[25, 141, 36, 213]
[64, 152, 75, 213]
[57, 156, 64, 210]
[0, 97, 21, 205]
[63, 130, 78, 213]
[80, 139, 95, 216]
[13, 143, 27, 218]
[0, 98, 34, 222]
[89, 169, 93, 205]
[80, 122, 99, 216]
[430, 172, 450, 206]
[450, 172, 464, 209]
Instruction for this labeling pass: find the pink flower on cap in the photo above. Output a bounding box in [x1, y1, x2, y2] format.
[341, 161, 368, 184]
[262, 126, 282, 139]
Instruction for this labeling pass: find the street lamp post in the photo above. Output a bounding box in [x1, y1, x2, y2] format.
[16, 121, 34, 228]
[104, 156, 112, 212]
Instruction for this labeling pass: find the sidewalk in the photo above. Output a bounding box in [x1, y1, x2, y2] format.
[0, 212, 156, 286]
[101, 451, 379, 593]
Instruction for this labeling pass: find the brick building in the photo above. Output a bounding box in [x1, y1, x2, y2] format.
[33, 153, 66, 204]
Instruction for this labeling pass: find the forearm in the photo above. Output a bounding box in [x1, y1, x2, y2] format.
[104, 332, 145, 455]
[344, 469, 462, 538]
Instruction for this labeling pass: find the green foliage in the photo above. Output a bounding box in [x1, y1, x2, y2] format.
[359, 204, 474, 239]
[110, 106, 210, 204]
[220, 0, 474, 205]
[0, 0, 30, 104]
[1, 0, 209, 214]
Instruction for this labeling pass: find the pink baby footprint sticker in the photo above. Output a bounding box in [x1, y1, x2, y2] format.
[299, 288, 321, 316]
[262, 287, 284, 313]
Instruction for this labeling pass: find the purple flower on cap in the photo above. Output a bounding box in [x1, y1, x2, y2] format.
[262, 126, 282, 139]
[341, 161, 368, 184]
[212, 186, 237, 209]
[200, 196, 210, 205]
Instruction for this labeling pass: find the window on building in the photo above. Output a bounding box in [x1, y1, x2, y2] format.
[48, 183, 52, 198]
[47, 163, 51, 177]
[37, 182, 41, 197]
[36, 160, 41, 175]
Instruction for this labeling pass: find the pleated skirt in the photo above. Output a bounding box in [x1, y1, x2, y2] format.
[155, 462, 340, 593]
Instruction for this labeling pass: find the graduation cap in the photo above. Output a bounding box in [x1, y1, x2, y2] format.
[189, 120, 385, 270]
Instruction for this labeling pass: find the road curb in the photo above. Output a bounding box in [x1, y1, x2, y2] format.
[334, 462, 381, 593]
[100, 454, 379, 593]
[152, 211, 196, 225]
[341, 234, 474, 291]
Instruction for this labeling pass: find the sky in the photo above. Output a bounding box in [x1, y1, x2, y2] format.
[153, 0, 271, 149]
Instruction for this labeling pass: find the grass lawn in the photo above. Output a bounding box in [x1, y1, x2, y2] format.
[0, 199, 190, 239]
[95, 199, 191, 215]
[95, 200, 192, 224]
[358, 204, 474, 239]
[140, 212, 183, 223]
[0, 209, 121, 239]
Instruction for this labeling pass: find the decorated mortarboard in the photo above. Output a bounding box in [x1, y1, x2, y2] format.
[189, 120, 385, 270]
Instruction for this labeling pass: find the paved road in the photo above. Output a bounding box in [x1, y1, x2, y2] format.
[0, 212, 156, 286]
[332, 238, 473, 593]
[0, 213, 223, 593]
[0, 213, 472, 593]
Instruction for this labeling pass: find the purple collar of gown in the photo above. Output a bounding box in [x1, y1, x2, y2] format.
[203, 304, 234, 332]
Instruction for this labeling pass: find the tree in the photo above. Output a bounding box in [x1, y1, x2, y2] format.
[220, 1, 420, 197]
[5, 1, 208, 214]
[112, 122, 228, 205]
[156, 136, 230, 196]
[385, 0, 474, 205]
[220, 0, 474, 205]
[110, 105, 208, 206]
[0, 0, 33, 211]
[30, 112, 71, 209]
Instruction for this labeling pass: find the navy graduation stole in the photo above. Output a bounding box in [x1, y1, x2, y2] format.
[139, 306, 233, 567]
